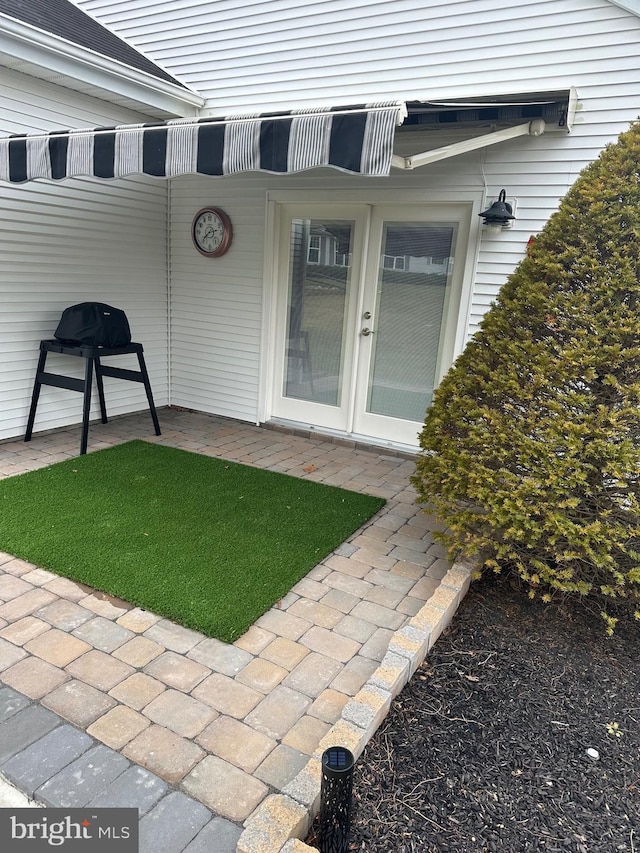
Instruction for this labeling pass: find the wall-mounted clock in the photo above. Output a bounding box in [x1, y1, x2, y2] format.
[192, 207, 233, 257]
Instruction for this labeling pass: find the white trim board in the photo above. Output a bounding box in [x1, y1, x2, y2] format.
[0, 13, 204, 117]
[607, 0, 640, 16]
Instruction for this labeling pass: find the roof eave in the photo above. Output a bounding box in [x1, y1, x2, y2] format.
[606, 0, 640, 16]
[0, 13, 205, 119]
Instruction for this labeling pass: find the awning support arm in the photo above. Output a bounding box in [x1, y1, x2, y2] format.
[391, 119, 546, 171]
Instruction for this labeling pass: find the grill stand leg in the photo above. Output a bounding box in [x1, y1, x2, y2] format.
[94, 357, 108, 424]
[23, 341, 161, 454]
[80, 357, 95, 456]
[24, 347, 47, 443]
[137, 350, 161, 436]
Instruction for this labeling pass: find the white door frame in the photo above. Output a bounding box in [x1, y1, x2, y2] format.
[352, 204, 471, 446]
[260, 188, 483, 449]
[270, 202, 370, 432]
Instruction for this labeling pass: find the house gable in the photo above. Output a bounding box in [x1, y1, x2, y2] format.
[0, 0, 183, 86]
[0, 0, 203, 117]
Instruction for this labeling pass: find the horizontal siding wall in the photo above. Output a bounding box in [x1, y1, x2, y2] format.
[0, 68, 169, 442]
[169, 178, 270, 422]
[169, 161, 480, 424]
[76, 0, 640, 424]
[76, 0, 637, 110]
[169, 97, 639, 423]
[471, 82, 640, 337]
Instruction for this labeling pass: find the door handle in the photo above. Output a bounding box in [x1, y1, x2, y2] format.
[361, 327, 373, 336]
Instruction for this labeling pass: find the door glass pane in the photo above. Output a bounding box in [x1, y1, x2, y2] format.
[284, 219, 354, 406]
[366, 222, 456, 421]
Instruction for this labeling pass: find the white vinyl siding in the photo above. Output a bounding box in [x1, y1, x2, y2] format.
[11, 0, 640, 430]
[76, 0, 640, 351]
[169, 180, 265, 422]
[76, 0, 638, 110]
[168, 166, 477, 424]
[167, 82, 638, 423]
[0, 68, 169, 442]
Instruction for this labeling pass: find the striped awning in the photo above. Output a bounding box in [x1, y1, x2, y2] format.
[0, 102, 406, 183]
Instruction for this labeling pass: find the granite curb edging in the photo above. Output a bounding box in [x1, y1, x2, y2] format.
[237, 560, 474, 853]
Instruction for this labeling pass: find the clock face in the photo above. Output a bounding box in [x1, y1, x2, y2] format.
[192, 208, 232, 257]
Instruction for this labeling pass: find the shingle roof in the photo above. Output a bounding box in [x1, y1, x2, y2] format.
[0, 0, 186, 87]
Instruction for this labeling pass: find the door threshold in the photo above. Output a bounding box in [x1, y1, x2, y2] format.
[263, 419, 418, 459]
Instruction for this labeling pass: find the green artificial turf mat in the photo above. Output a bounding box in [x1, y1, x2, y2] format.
[0, 440, 385, 642]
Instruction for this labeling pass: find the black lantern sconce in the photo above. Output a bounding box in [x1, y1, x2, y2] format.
[479, 189, 516, 234]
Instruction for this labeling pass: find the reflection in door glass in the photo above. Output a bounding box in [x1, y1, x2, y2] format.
[284, 219, 353, 406]
[367, 222, 456, 421]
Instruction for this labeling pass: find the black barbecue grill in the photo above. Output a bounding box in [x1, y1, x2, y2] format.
[24, 303, 161, 455]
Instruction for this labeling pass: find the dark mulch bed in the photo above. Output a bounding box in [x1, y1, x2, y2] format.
[346, 574, 640, 853]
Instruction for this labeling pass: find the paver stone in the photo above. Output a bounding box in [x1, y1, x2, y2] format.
[36, 744, 130, 807]
[182, 755, 269, 822]
[87, 705, 151, 749]
[235, 657, 287, 692]
[2, 656, 69, 698]
[139, 791, 211, 853]
[253, 744, 309, 790]
[144, 651, 210, 691]
[299, 626, 361, 663]
[113, 636, 164, 667]
[65, 650, 134, 691]
[71, 616, 135, 652]
[42, 679, 117, 727]
[245, 685, 310, 740]
[187, 638, 252, 675]
[191, 673, 263, 718]
[196, 715, 276, 772]
[122, 724, 204, 783]
[282, 715, 330, 755]
[182, 817, 242, 853]
[108, 672, 166, 711]
[34, 600, 93, 631]
[24, 628, 91, 667]
[282, 652, 342, 698]
[260, 637, 309, 670]
[143, 690, 216, 738]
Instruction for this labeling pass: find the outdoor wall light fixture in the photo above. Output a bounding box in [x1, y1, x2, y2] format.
[479, 189, 516, 234]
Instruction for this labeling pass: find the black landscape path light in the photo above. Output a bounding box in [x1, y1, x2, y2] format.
[318, 746, 355, 853]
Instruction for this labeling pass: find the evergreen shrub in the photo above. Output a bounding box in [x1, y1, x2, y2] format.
[411, 120, 640, 632]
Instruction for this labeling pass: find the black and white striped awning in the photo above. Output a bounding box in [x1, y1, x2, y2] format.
[0, 102, 406, 183]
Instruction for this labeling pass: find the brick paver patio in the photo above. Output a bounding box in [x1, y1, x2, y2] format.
[0, 409, 456, 852]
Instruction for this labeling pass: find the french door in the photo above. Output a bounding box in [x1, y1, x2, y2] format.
[272, 203, 470, 447]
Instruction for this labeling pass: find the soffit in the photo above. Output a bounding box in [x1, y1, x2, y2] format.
[0, 11, 204, 119]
